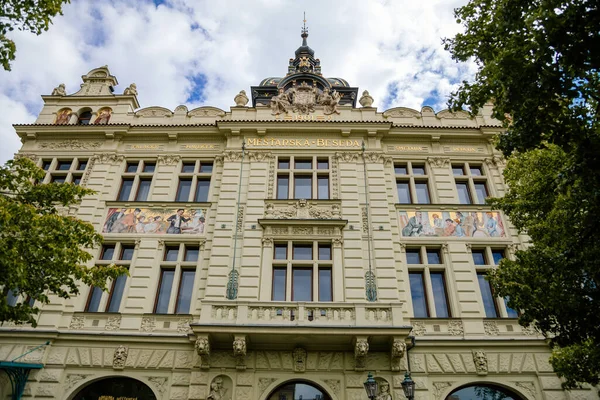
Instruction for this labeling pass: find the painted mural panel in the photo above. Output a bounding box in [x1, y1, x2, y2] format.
[103, 207, 207, 234]
[399, 210, 506, 238]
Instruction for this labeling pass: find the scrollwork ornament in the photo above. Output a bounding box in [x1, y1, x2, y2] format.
[427, 156, 450, 168]
[448, 320, 464, 336]
[433, 382, 454, 398]
[14, 153, 38, 162]
[96, 153, 124, 164]
[222, 150, 244, 162]
[332, 237, 343, 247]
[484, 320, 500, 336]
[335, 152, 359, 163]
[411, 320, 426, 336]
[262, 237, 274, 248]
[247, 151, 273, 162]
[157, 154, 181, 166]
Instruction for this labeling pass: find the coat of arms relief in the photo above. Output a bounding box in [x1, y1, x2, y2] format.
[270, 81, 341, 116]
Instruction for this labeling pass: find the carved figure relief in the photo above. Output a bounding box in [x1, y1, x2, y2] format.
[207, 376, 231, 400]
[264, 200, 341, 220]
[112, 345, 128, 370]
[195, 336, 210, 369]
[375, 379, 392, 400]
[319, 88, 341, 115]
[391, 339, 406, 372]
[354, 338, 369, 370]
[292, 347, 307, 372]
[270, 88, 292, 115]
[233, 337, 247, 370]
[472, 350, 488, 375]
[51, 83, 67, 96]
[123, 83, 138, 95]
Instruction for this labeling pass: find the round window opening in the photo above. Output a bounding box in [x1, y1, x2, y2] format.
[446, 383, 525, 400]
[267, 381, 331, 400]
[71, 377, 157, 400]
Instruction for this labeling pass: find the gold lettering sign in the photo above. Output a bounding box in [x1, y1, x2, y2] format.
[393, 146, 426, 151]
[97, 396, 137, 400]
[130, 144, 159, 150]
[182, 144, 216, 149]
[246, 138, 361, 148]
[275, 114, 334, 121]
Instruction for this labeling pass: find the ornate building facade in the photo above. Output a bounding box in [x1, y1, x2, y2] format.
[1, 31, 596, 400]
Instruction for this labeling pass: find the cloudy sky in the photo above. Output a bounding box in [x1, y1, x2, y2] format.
[0, 0, 475, 164]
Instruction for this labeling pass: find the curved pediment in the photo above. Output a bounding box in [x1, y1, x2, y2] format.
[188, 106, 226, 117]
[383, 107, 421, 118]
[436, 109, 472, 119]
[135, 106, 174, 117]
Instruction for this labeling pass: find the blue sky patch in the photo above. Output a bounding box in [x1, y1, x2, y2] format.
[186, 74, 207, 103]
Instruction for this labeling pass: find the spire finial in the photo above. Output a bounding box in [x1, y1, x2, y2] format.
[301, 12, 308, 46]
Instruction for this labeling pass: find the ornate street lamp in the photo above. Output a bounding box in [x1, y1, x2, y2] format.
[363, 372, 378, 400]
[401, 371, 415, 400]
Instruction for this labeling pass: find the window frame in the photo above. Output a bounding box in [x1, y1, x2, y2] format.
[276, 156, 331, 200]
[394, 161, 432, 204]
[452, 162, 491, 204]
[117, 160, 156, 201]
[39, 157, 88, 185]
[406, 246, 452, 318]
[175, 160, 213, 202]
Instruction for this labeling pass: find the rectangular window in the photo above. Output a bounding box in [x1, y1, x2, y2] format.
[106, 274, 127, 312]
[272, 268, 287, 301]
[456, 182, 472, 204]
[142, 162, 156, 173]
[491, 250, 504, 265]
[86, 287, 103, 312]
[292, 268, 312, 301]
[195, 179, 210, 202]
[118, 179, 134, 201]
[57, 160, 72, 170]
[406, 249, 422, 264]
[395, 162, 431, 204]
[175, 270, 196, 314]
[118, 160, 156, 201]
[430, 272, 450, 318]
[452, 165, 465, 175]
[276, 156, 330, 200]
[272, 241, 333, 302]
[176, 160, 212, 202]
[426, 249, 441, 264]
[409, 272, 429, 317]
[182, 162, 195, 173]
[164, 246, 179, 262]
[176, 179, 192, 202]
[472, 250, 487, 265]
[135, 179, 152, 201]
[39, 157, 88, 185]
[86, 243, 133, 313]
[474, 183, 489, 204]
[6, 289, 19, 307]
[155, 270, 175, 313]
[477, 272, 498, 317]
[51, 176, 66, 184]
[453, 162, 491, 204]
[505, 297, 519, 318]
[184, 247, 199, 262]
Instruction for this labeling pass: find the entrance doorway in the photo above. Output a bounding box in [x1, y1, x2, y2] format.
[267, 381, 332, 400]
[71, 377, 157, 400]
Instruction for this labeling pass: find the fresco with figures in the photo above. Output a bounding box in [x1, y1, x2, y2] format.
[399, 210, 506, 237]
[103, 207, 207, 234]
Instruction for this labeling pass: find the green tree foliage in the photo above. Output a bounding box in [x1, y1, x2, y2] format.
[445, 0, 600, 388]
[0, 157, 126, 326]
[1, 0, 70, 71]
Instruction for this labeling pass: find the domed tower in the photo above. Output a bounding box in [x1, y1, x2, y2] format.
[250, 18, 358, 112]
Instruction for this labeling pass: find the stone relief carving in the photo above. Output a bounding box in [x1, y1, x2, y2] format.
[264, 199, 341, 220]
[64, 374, 89, 391]
[324, 379, 340, 396]
[448, 320, 464, 336]
[427, 157, 450, 168]
[383, 107, 421, 118]
[247, 151, 273, 162]
[136, 107, 173, 117]
[267, 157, 276, 198]
[237, 206, 245, 231]
[363, 152, 392, 165]
[80, 156, 95, 187]
[269, 83, 341, 115]
[234, 90, 249, 106]
[375, 379, 392, 400]
[362, 207, 369, 233]
[51, 83, 67, 96]
[96, 153, 124, 164]
[436, 109, 471, 119]
[335, 152, 359, 163]
[188, 107, 226, 117]
[222, 150, 244, 162]
[354, 338, 369, 371]
[514, 381, 536, 398]
[176, 318, 191, 334]
[262, 237, 274, 248]
[411, 320, 426, 336]
[472, 350, 488, 375]
[123, 83, 138, 95]
[113, 345, 128, 370]
[195, 337, 211, 369]
[359, 90, 374, 107]
[233, 337, 247, 370]
[331, 156, 339, 199]
[13, 153, 39, 162]
[39, 140, 102, 150]
[157, 154, 181, 166]
[208, 376, 232, 400]
[391, 339, 407, 372]
[484, 320, 500, 336]
[105, 316, 121, 331]
[69, 315, 85, 330]
[147, 376, 168, 394]
[432, 381, 454, 398]
[332, 237, 343, 247]
[258, 378, 277, 395]
[174, 105, 188, 113]
[292, 347, 307, 372]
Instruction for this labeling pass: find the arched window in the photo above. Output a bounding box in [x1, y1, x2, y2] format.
[78, 110, 93, 125]
[267, 381, 331, 400]
[446, 383, 525, 400]
[71, 377, 156, 400]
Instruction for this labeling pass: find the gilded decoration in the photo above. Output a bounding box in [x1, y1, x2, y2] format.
[399, 210, 506, 238]
[269, 82, 341, 115]
[264, 199, 341, 220]
[39, 139, 102, 150]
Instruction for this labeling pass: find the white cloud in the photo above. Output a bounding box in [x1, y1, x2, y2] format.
[0, 0, 474, 164]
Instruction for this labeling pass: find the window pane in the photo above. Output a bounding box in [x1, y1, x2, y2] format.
[472, 250, 486, 265]
[185, 247, 199, 262]
[319, 268, 332, 301]
[182, 163, 195, 173]
[426, 249, 441, 264]
[293, 244, 312, 260]
[292, 269, 312, 301]
[318, 245, 331, 260]
[72, 176, 82, 185]
[101, 245, 115, 260]
[199, 162, 213, 173]
[474, 183, 489, 204]
[87, 287, 103, 312]
[430, 272, 450, 318]
[294, 176, 312, 199]
[412, 165, 426, 175]
[394, 165, 407, 175]
[415, 182, 430, 204]
[452, 165, 465, 175]
[126, 162, 138, 173]
[164, 247, 179, 262]
[176, 179, 192, 202]
[195, 179, 210, 202]
[121, 246, 134, 261]
[470, 166, 483, 176]
[478, 272, 498, 317]
[76, 160, 87, 170]
[409, 273, 428, 317]
[278, 158, 290, 169]
[397, 182, 411, 203]
[505, 297, 519, 318]
[6, 290, 18, 307]
[277, 176, 289, 199]
[57, 161, 72, 170]
[155, 270, 175, 313]
[176, 270, 196, 314]
[272, 268, 286, 301]
[51, 175, 66, 184]
[143, 163, 155, 173]
[78, 111, 92, 125]
[317, 176, 329, 199]
[491, 250, 504, 265]
[136, 179, 152, 201]
[118, 179, 134, 201]
[42, 160, 52, 170]
[456, 182, 472, 204]
[295, 159, 312, 169]
[106, 275, 127, 312]
[317, 159, 329, 169]
[406, 249, 422, 264]
[274, 244, 287, 260]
